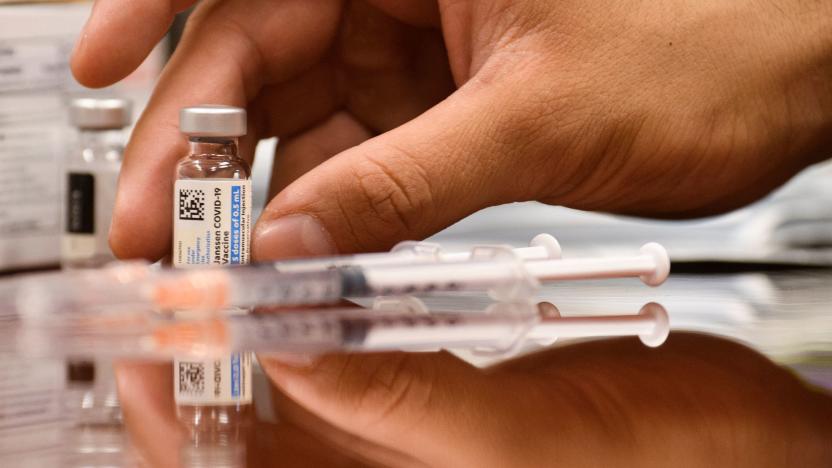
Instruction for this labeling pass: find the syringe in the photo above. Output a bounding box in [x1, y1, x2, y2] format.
[13, 236, 669, 317]
[10, 301, 669, 358]
[12, 235, 559, 320]
[150, 301, 670, 357]
[151, 242, 669, 309]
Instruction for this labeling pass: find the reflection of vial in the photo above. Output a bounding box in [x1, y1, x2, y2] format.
[181, 431, 247, 468]
[64, 360, 122, 426]
[62, 98, 131, 269]
[172, 105, 253, 433]
[62, 360, 132, 467]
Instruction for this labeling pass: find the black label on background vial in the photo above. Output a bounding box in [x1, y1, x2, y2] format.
[67, 173, 95, 234]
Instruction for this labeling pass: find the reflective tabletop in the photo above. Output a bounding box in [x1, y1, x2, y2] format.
[2, 267, 831, 467]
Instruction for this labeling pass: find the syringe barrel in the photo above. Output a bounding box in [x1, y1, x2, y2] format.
[356, 313, 530, 351]
[224, 310, 531, 354]
[14, 314, 156, 358]
[271, 250, 417, 272]
[361, 260, 519, 296]
[226, 266, 355, 307]
[226, 312, 346, 353]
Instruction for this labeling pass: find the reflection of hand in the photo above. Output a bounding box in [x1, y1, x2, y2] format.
[260, 333, 832, 467]
[114, 361, 186, 468]
[72, 1, 832, 261]
[113, 361, 371, 467]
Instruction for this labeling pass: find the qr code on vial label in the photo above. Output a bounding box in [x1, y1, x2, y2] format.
[178, 361, 205, 395]
[178, 189, 205, 221]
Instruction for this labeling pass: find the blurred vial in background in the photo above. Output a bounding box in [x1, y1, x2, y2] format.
[61, 359, 135, 467]
[62, 97, 132, 269]
[63, 360, 121, 426]
[60, 99, 131, 465]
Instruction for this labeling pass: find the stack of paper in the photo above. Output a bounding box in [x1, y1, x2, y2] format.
[0, 2, 164, 272]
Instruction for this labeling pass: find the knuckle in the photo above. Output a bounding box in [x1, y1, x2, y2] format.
[338, 146, 436, 249]
[352, 355, 435, 433]
[473, 73, 577, 200]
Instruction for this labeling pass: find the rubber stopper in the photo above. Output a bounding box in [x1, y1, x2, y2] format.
[639, 242, 670, 286]
[530, 234, 562, 259]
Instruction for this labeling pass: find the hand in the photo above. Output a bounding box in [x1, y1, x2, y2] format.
[71, 0, 832, 261]
[112, 335, 832, 467]
[258, 333, 832, 467]
[113, 360, 379, 467]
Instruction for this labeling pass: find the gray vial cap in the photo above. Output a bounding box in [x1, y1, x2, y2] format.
[180, 105, 247, 137]
[69, 98, 132, 129]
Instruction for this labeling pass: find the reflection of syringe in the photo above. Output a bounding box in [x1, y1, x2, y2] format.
[13, 235, 669, 316]
[11, 300, 669, 358]
[151, 300, 670, 357]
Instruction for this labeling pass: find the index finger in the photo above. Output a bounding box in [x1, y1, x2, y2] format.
[109, 0, 341, 260]
[114, 360, 185, 468]
[71, 0, 196, 87]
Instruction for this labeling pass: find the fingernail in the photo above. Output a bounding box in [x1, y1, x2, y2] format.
[72, 5, 95, 58]
[71, 28, 87, 58]
[253, 214, 337, 260]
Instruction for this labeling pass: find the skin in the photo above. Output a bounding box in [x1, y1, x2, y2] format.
[72, 1, 832, 465]
[116, 334, 832, 467]
[71, 0, 832, 259]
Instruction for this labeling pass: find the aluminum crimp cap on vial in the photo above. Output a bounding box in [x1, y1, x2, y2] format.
[69, 97, 132, 129]
[180, 105, 247, 137]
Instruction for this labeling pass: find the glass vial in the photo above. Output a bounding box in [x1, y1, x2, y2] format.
[172, 105, 253, 434]
[180, 428, 247, 468]
[62, 97, 132, 269]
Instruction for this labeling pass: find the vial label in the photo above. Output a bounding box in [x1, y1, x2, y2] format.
[62, 172, 96, 260]
[62, 168, 119, 266]
[174, 354, 252, 405]
[173, 179, 251, 267]
[66, 173, 95, 234]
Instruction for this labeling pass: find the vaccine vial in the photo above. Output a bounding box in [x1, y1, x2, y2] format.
[180, 429, 247, 468]
[172, 105, 253, 434]
[62, 97, 132, 269]
[173, 105, 252, 267]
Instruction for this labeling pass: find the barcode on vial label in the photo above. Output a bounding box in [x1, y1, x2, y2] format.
[178, 361, 205, 395]
[174, 355, 252, 404]
[178, 189, 205, 221]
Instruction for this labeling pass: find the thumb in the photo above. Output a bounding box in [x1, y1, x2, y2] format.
[259, 352, 516, 467]
[252, 77, 539, 258]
